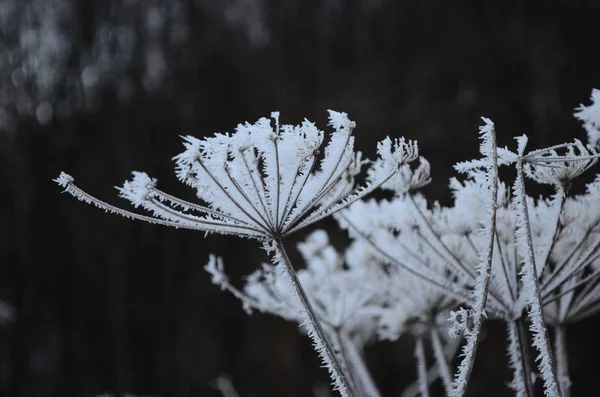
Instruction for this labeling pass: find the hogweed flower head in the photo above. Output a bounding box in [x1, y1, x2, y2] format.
[56, 111, 418, 244]
[56, 110, 418, 397]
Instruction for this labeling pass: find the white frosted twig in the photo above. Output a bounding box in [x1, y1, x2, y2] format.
[514, 145, 562, 397]
[54, 173, 264, 238]
[275, 241, 358, 397]
[449, 118, 499, 397]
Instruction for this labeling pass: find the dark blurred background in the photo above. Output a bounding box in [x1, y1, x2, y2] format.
[2, 1, 600, 396]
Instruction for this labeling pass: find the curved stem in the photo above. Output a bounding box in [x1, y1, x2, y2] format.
[275, 240, 358, 397]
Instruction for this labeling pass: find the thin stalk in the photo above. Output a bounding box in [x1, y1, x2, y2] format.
[58, 178, 264, 238]
[240, 149, 276, 227]
[515, 158, 562, 397]
[541, 229, 592, 292]
[285, 169, 397, 237]
[283, 128, 353, 232]
[495, 231, 516, 301]
[430, 328, 452, 395]
[512, 319, 535, 397]
[401, 336, 462, 397]
[449, 122, 499, 397]
[275, 240, 358, 397]
[542, 270, 600, 306]
[224, 165, 274, 233]
[408, 194, 475, 280]
[336, 213, 476, 310]
[415, 337, 430, 397]
[278, 154, 317, 232]
[338, 330, 382, 397]
[536, 187, 566, 278]
[149, 185, 255, 226]
[330, 330, 359, 395]
[554, 325, 571, 397]
[196, 160, 272, 232]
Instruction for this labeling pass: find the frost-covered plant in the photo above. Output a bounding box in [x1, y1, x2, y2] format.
[56, 90, 600, 397]
[334, 102, 600, 396]
[55, 111, 418, 397]
[207, 230, 387, 397]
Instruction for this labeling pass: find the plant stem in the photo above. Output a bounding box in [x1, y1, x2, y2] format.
[415, 337, 430, 397]
[449, 119, 499, 397]
[330, 329, 359, 395]
[430, 328, 453, 395]
[514, 158, 562, 397]
[513, 319, 535, 397]
[401, 336, 462, 397]
[275, 240, 358, 397]
[554, 325, 571, 397]
[337, 330, 382, 397]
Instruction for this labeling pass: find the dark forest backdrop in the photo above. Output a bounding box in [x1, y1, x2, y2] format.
[2, 1, 600, 396]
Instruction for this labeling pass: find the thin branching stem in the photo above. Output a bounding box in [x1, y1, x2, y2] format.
[544, 236, 600, 296]
[408, 194, 475, 280]
[542, 270, 600, 306]
[541, 229, 593, 292]
[149, 186, 255, 226]
[59, 179, 264, 238]
[240, 149, 276, 227]
[147, 197, 265, 234]
[285, 170, 398, 238]
[196, 159, 272, 233]
[283, 131, 353, 231]
[525, 154, 600, 163]
[278, 155, 317, 232]
[566, 272, 600, 315]
[337, 213, 478, 310]
[224, 164, 275, 233]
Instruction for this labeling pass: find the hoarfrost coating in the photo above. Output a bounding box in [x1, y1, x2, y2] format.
[56, 110, 419, 397]
[56, 89, 600, 397]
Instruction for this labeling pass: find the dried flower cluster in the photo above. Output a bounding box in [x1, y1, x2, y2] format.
[57, 89, 600, 397]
